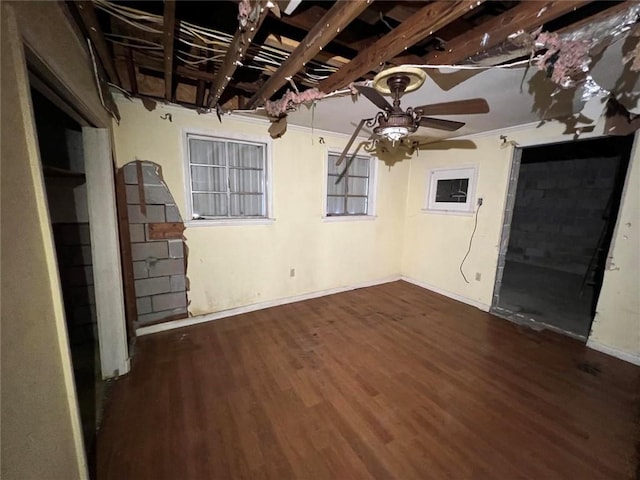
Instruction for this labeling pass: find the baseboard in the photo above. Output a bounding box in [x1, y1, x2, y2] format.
[136, 275, 401, 336]
[400, 276, 492, 312]
[586, 339, 640, 366]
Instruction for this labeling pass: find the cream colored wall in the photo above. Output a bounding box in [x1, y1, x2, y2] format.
[402, 123, 639, 359]
[112, 99, 409, 316]
[1, 2, 112, 478]
[589, 138, 640, 358]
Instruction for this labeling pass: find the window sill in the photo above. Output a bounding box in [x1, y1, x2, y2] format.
[185, 218, 275, 227]
[322, 215, 377, 222]
[421, 208, 475, 217]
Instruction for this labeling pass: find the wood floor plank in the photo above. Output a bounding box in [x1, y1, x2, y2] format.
[96, 281, 640, 479]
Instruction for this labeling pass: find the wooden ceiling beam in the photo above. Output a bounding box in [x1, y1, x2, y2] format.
[163, 0, 176, 101]
[73, 1, 121, 84]
[246, 0, 372, 109]
[423, 0, 593, 65]
[318, 1, 482, 93]
[207, 0, 270, 108]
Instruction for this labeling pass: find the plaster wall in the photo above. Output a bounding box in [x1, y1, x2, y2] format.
[402, 124, 639, 360]
[112, 99, 409, 317]
[0, 1, 112, 477]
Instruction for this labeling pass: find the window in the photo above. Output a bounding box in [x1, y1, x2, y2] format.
[426, 166, 477, 213]
[185, 133, 269, 221]
[326, 152, 375, 217]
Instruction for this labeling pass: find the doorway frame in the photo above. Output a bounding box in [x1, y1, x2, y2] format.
[490, 134, 636, 341]
[28, 49, 130, 378]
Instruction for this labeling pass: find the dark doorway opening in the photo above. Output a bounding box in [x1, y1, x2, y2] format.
[29, 86, 106, 457]
[493, 134, 635, 339]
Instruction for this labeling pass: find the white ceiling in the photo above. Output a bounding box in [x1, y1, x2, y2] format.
[250, 34, 640, 141]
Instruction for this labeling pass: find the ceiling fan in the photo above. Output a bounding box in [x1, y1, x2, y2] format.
[335, 66, 490, 167]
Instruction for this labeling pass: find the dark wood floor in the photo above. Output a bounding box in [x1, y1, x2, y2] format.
[96, 281, 640, 479]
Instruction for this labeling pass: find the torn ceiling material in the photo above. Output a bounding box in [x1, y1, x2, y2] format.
[69, 0, 635, 114]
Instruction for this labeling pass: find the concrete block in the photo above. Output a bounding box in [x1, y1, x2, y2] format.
[71, 304, 96, 326]
[127, 204, 166, 224]
[142, 163, 163, 185]
[136, 296, 152, 315]
[168, 240, 184, 258]
[525, 247, 545, 258]
[131, 242, 168, 261]
[133, 261, 148, 279]
[144, 185, 174, 205]
[72, 245, 94, 266]
[123, 163, 138, 184]
[75, 224, 91, 245]
[152, 292, 187, 312]
[165, 205, 183, 222]
[70, 285, 95, 306]
[67, 265, 94, 286]
[126, 185, 140, 204]
[137, 307, 187, 326]
[170, 274, 186, 292]
[135, 276, 171, 296]
[148, 258, 184, 277]
[129, 224, 145, 243]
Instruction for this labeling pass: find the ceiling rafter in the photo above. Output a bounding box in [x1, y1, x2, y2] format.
[246, 0, 373, 109]
[423, 0, 594, 65]
[73, 0, 121, 84]
[317, 0, 484, 94]
[207, 0, 270, 108]
[163, 0, 176, 101]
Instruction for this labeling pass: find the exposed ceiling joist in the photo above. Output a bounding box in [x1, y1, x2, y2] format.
[423, 0, 593, 65]
[246, 0, 373, 109]
[207, 0, 270, 108]
[73, 1, 121, 84]
[124, 43, 138, 95]
[163, 0, 176, 101]
[318, 0, 483, 93]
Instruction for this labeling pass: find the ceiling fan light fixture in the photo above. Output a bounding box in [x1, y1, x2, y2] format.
[374, 125, 410, 142]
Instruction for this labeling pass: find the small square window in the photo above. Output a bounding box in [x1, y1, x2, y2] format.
[325, 152, 376, 217]
[426, 166, 477, 213]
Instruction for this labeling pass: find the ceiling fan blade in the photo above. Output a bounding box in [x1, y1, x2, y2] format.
[355, 85, 392, 111]
[335, 141, 365, 184]
[419, 117, 465, 131]
[335, 118, 369, 166]
[415, 98, 489, 116]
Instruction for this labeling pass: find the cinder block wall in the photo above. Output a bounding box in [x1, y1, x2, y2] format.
[52, 223, 96, 344]
[507, 156, 619, 275]
[123, 161, 188, 326]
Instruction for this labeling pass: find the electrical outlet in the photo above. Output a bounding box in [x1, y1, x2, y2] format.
[477, 197, 483, 206]
[475, 272, 482, 281]
[290, 268, 295, 278]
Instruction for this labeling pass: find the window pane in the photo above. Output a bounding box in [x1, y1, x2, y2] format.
[327, 155, 343, 175]
[347, 177, 368, 196]
[327, 196, 345, 215]
[347, 197, 367, 215]
[435, 178, 469, 203]
[189, 138, 225, 165]
[327, 175, 347, 195]
[351, 157, 370, 177]
[230, 194, 264, 216]
[193, 193, 227, 217]
[191, 166, 226, 192]
[228, 142, 263, 168]
[229, 168, 263, 193]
